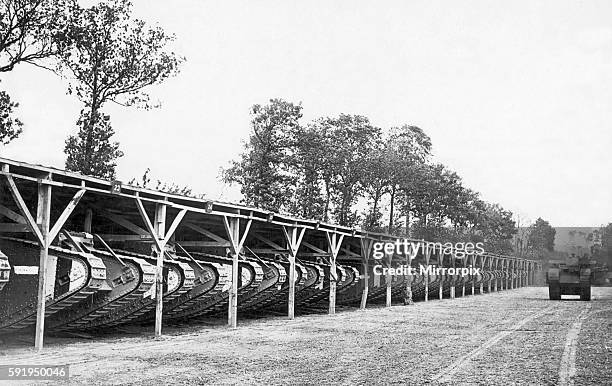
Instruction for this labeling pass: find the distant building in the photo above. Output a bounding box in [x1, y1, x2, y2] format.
[553, 227, 600, 256]
[513, 226, 601, 257]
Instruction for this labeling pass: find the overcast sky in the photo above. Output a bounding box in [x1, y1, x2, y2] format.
[0, 0, 610, 227]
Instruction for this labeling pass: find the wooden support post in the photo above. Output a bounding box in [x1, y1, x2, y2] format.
[450, 253, 456, 299]
[479, 255, 485, 294]
[404, 245, 413, 305]
[385, 251, 392, 307]
[497, 257, 504, 291]
[325, 232, 344, 315]
[514, 260, 518, 289]
[136, 199, 187, 335]
[499, 259, 504, 290]
[506, 259, 510, 290]
[505, 259, 509, 290]
[500, 258, 504, 291]
[493, 258, 498, 292]
[282, 226, 305, 320]
[487, 256, 492, 293]
[471, 254, 475, 295]
[34, 181, 51, 352]
[424, 246, 430, 302]
[439, 249, 444, 300]
[222, 216, 252, 328]
[228, 218, 239, 327]
[288, 247, 297, 320]
[507, 259, 511, 290]
[359, 239, 373, 310]
[153, 204, 166, 336]
[526, 262, 529, 286]
[461, 254, 467, 297]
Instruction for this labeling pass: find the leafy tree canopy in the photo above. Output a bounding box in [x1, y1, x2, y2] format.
[0, 87, 22, 144]
[61, 0, 184, 178]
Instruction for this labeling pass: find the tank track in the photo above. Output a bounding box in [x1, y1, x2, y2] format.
[69, 248, 194, 330]
[295, 263, 358, 307]
[0, 237, 106, 333]
[254, 262, 309, 311]
[169, 259, 263, 321]
[47, 251, 156, 331]
[164, 260, 232, 322]
[235, 261, 288, 312]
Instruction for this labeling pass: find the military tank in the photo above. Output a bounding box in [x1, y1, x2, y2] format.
[546, 255, 592, 301]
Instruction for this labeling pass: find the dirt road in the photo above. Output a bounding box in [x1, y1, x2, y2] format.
[1, 287, 610, 385]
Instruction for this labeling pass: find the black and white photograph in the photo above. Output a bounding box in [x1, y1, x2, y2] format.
[0, 0, 610, 384]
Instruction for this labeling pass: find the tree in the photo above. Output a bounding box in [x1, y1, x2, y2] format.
[0, 87, 22, 144]
[386, 125, 432, 234]
[601, 223, 612, 267]
[64, 110, 122, 178]
[223, 99, 303, 211]
[361, 142, 392, 230]
[289, 126, 327, 219]
[1, 0, 72, 144]
[527, 217, 556, 257]
[474, 203, 517, 254]
[0, 0, 70, 72]
[513, 215, 532, 258]
[60, 0, 183, 178]
[313, 114, 381, 226]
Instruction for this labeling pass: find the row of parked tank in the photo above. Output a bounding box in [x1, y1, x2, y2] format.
[0, 234, 525, 335]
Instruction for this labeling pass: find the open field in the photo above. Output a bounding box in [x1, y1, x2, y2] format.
[1, 287, 611, 385]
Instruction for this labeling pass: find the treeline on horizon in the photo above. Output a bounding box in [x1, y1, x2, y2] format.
[223, 99, 612, 261]
[223, 99, 522, 253]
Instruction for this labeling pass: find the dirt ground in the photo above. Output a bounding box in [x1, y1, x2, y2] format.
[1, 287, 611, 385]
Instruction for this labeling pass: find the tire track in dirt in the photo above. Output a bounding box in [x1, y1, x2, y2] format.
[558, 303, 591, 386]
[430, 304, 557, 383]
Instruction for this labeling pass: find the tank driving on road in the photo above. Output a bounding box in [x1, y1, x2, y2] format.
[546, 255, 592, 301]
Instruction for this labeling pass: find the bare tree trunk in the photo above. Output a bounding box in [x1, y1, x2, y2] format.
[323, 181, 331, 222]
[370, 188, 382, 228]
[388, 185, 396, 234]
